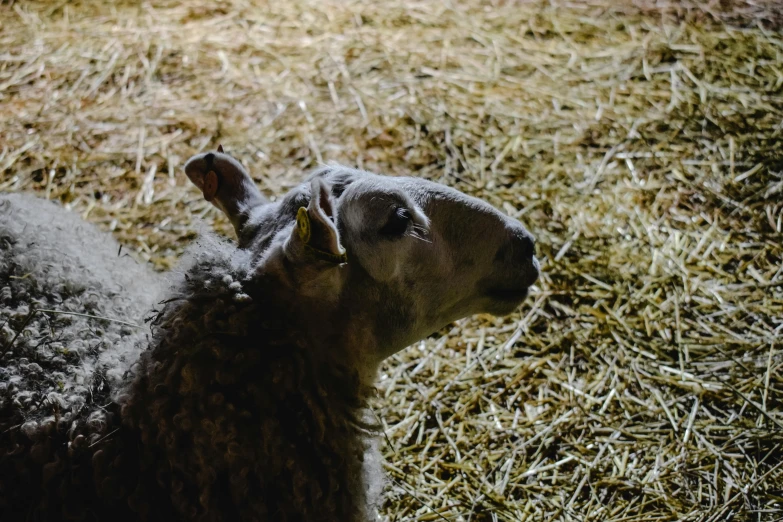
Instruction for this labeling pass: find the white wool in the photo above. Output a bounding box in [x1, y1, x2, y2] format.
[0, 192, 165, 420]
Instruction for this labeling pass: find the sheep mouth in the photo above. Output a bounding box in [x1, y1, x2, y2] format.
[487, 286, 530, 302]
[486, 255, 539, 303]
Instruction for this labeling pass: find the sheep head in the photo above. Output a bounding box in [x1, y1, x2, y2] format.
[184, 149, 539, 368]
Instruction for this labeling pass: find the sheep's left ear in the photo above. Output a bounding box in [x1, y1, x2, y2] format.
[284, 177, 347, 265]
[184, 148, 268, 237]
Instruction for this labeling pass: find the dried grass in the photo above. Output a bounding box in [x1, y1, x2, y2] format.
[1, 0, 782, 520]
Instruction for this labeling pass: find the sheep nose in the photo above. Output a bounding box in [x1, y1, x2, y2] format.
[512, 229, 536, 259]
[512, 228, 539, 287]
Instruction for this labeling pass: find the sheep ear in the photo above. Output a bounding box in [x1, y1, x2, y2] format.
[284, 178, 346, 265]
[184, 151, 267, 236]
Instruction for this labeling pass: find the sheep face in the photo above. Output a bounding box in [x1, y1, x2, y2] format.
[185, 152, 538, 363]
[318, 167, 538, 359]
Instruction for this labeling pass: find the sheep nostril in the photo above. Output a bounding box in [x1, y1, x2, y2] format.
[515, 232, 536, 258]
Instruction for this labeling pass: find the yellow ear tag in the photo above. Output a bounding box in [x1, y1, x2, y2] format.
[295, 206, 348, 264]
[296, 207, 311, 243]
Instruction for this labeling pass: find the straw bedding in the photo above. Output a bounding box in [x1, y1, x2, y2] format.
[1, 0, 781, 520]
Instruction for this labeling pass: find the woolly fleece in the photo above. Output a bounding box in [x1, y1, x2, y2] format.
[0, 192, 383, 522]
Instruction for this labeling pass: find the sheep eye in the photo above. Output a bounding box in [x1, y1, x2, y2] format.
[379, 208, 412, 237]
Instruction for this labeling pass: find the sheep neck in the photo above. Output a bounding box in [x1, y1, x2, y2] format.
[115, 267, 379, 521]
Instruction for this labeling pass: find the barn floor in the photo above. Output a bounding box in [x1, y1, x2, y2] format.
[1, 1, 782, 520]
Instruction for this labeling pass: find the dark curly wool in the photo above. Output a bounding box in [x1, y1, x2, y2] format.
[118, 248, 382, 522]
[0, 194, 383, 522]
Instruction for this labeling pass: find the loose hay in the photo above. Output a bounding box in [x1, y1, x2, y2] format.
[1, 1, 782, 520]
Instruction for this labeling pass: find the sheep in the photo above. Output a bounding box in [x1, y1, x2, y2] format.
[0, 149, 539, 522]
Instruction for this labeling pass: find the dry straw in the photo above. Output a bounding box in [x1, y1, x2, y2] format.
[1, 0, 782, 520]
